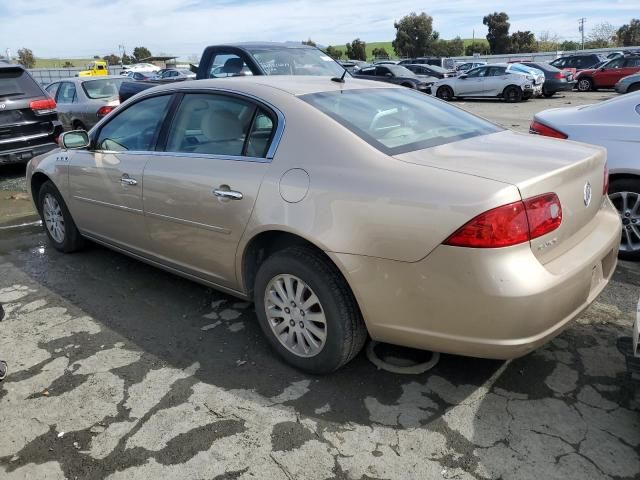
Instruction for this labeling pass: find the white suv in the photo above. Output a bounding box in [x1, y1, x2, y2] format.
[433, 63, 541, 102]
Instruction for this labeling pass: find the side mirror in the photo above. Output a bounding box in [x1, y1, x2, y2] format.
[59, 130, 90, 150]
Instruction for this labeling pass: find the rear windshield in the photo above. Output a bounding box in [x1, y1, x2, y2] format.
[301, 88, 501, 155]
[0, 68, 43, 100]
[248, 47, 345, 76]
[82, 78, 126, 99]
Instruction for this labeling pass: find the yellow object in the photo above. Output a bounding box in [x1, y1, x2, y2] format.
[78, 61, 108, 77]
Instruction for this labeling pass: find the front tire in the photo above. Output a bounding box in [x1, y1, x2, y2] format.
[254, 246, 367, 373]
[38, 181, 85, 253]
[608, 177, 640, 260]
[436, 86, 454, 101]
[577, 78, 593, 92]
[503, 85, 523, 103]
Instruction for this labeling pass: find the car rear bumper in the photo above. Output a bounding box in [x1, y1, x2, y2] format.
[330, 198, 620, 359]
[545, 80, 575, 93]
[0, 141, 59, 165]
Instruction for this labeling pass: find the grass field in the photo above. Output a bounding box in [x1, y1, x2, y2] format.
[34, 58, 94, 68]
[328, 38, 489, 60]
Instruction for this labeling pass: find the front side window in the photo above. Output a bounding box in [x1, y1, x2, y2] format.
[376, 67, 392, 77]
[96, 95, 171, 152]
[302, 88, 501, 155]
[487, 66, 506, 76]
[165, 93, 275, 158]
[56, 82, 77, 104]
[465, 67, 485, 78]
[550, 58, 565, 68]
[605, 58, 625, 69]
[208, 53, 252, 78]
[360, 67, 375, 76]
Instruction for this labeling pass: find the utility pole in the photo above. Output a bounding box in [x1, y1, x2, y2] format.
[578, 18, 586, 50]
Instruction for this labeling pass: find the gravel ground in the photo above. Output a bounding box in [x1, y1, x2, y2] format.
[0, 88, 637, 480]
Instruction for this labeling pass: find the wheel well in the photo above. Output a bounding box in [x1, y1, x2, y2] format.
[628, 82, 640, 91]
[609, 173, 639, 186]
[30, 172, 50, 212]
[242, 231, 333, 298]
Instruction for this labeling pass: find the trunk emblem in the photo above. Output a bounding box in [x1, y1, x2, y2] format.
[0, 104, 5, 109]
[583, 181, 592, 207]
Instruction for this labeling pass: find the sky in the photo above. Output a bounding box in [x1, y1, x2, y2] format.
[0, 0, 637, 59]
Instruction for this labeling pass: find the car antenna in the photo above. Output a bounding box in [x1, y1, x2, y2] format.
[331, 68, 347, 83]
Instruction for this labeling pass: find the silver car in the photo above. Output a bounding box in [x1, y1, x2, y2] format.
[44, 76, 128, 130]
[615, 73, 640, 94]
[433, 63, 541, 102]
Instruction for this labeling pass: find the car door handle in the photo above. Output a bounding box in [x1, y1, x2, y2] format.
[213, 187, 243, 200]
[120, 174, 137, 186]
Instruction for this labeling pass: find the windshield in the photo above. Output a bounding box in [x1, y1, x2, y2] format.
[301, 88, 501, 155]
[424, 65, 448, 73]
[249, 47, 345, 76]
[82, 78, 126, 99]
[0, 68, 43, 100]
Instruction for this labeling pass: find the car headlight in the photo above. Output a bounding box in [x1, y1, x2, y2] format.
[527, 75, 534, 82]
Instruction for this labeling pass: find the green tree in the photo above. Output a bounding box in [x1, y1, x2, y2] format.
[392, 12, 439, 58]
[559, 40, 580, 51]
[17, 48, 35, 68]
[465, 42, 490, 56]
[121, 53, 134, 65]
[510, 31, 536, 53]
[430, 37, 464, 57]
[132, 46, 152, 62]
[345, 39, 367, 61]
[371, 47, 389, 59]
[483, 12, 511, 54]
[617, 19, 640, 46]
[62, 61, 74, 68]
[324, 46, 344, 59]
[302, 38, 317, 47]
[103, 54, 121, 65]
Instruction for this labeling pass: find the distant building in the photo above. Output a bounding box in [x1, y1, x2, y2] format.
[140, 56, 177, 69]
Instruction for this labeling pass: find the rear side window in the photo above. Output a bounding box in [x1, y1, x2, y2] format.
[301, 88, 501, 155]
[57, 82, 77, 104]
[96, 95, 171, 151]
[0, 68, 43, 100]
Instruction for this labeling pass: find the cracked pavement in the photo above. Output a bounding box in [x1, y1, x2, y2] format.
[0, 218, 638, 479]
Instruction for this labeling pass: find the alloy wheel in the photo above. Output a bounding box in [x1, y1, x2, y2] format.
[43, 193, 65, 243]
[578, 79, 592, 91]
[264, 274, 327, 358]
[609, 191, 640, 253]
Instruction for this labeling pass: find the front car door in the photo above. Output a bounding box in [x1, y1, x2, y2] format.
[594, 57, 625, 87]
[456, 67, 487, 96]
[67, 94, 173, 251]
[142, 91, 281, 288]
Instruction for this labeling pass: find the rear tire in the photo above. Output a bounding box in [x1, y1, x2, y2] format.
[254, 246, 367, 373]
[503, 85, 523, 103]
[38, 181, 85, 253]
[436, 86, 454, 101]
[577, 78, 593, 92]
[608, 177, 640, 260]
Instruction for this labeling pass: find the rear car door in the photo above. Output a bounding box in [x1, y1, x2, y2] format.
[142, 91, 280, 287]
[68, 94, 173, 252]
[483, 66, 508, 95]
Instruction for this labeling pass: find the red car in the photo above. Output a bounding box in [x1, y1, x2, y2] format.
[576, 55, 640, 91]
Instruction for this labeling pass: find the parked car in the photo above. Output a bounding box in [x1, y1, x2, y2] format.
[121, 63, 160, 75]
[125, 71, 157, 81]
[433, 63, 540, 102]
[157, 69, 196, 81]
[575, 55, 640, 91]
[506, 64, 545, 91]
[403, 64, 456, 79]
[120, 42, 348, 102]
[373, 60, 399, 65]
[530, 92, 640, 258]
[549, 53, 608, 75]
[456, 61, 487, 73]
[398, 57, 444, 67]
[44, 76, 128, 131]
[518, 61, 575, 97]
[0, 63, 62, 165]
[353, 64, 435, 92]
[26, 77, 618, 372]
[615, 72, 640, 94]
[339, 60, 370, 73]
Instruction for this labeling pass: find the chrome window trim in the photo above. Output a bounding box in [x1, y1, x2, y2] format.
[102, 86, 286, 162]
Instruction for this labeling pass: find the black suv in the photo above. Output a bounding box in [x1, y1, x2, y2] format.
[0, 63, 62, 165]
[549, 53, 608, 72]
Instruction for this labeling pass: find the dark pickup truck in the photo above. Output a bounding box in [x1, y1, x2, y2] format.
[119, 42, 347, 102]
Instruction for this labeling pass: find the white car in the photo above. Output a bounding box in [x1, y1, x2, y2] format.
[433, 63, 541, 102]
[120, 63, 160, 75]
[531, 92, 640, 258]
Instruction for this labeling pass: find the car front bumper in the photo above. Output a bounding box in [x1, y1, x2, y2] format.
[614, 82, 628, 94]
[329, 198, 620, 359]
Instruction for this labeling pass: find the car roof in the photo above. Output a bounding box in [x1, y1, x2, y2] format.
[210, 42, 316, 50]
[0, 63, 24, 70]
[142, 75, 401, 97]
[49, 75, 126, 85]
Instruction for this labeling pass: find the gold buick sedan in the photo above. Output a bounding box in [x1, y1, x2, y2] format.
[26, 77, 620, 373]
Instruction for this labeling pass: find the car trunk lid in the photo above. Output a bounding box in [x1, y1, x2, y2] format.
[394, 130, 607, 263]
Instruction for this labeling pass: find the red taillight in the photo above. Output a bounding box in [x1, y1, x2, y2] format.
[444, 193, 562, 248]
[96, 105, 115, 117]
[553, 72, 564, 79]
[603, 164, 609, 195]
[529, 120, 568, 139]
[30, 98, 56, 114]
